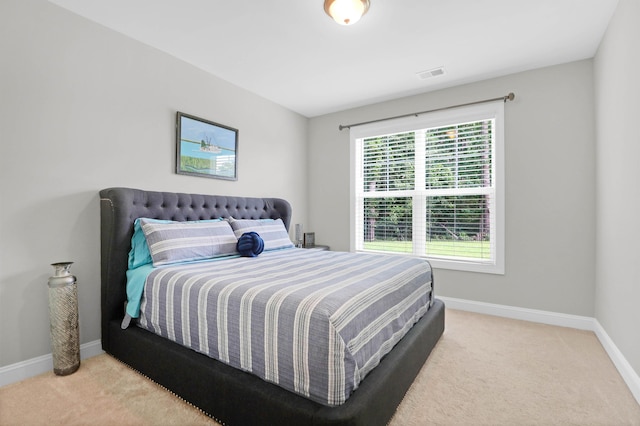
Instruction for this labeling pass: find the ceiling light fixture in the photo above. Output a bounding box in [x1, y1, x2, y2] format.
[324, 0, 370, 25]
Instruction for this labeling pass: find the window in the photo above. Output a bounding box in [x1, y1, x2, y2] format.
[351, 101, 504, 274]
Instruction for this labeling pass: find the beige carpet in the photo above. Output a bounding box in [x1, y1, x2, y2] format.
[1, 309, 639, 426]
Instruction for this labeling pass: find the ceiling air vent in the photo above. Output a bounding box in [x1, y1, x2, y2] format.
[416, 66, 445, 80]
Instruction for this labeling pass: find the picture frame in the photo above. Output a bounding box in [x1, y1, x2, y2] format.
[176, 112, 238, 180]
[304, 232, 315, 247]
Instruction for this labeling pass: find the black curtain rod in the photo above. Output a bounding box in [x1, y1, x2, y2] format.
[338, 92, 515, 131]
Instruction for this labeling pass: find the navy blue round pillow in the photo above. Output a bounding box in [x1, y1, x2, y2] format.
[237, 231, 264, 257]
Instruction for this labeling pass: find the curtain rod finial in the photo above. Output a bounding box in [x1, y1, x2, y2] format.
[506, 92, 515, 102]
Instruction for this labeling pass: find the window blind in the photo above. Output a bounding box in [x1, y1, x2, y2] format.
[353, 101, 504, 274]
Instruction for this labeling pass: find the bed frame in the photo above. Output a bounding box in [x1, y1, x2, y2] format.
[100, 187, 445, 426]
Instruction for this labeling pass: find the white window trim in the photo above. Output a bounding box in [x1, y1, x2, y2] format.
[349, 101, 505, 275]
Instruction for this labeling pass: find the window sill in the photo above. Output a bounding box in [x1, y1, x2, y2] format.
[426, 257, 504, 275]
[355, 249, 504, 275]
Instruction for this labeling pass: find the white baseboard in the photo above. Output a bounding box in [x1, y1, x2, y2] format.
[0, 340, 103, 388]
[438, 296, 596, 330]
[593, 320, 640, 404]
[438, 296, 640, 406]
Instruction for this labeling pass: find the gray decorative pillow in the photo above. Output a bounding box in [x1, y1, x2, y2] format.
[140, 218, 238, 266]
[228, 218, 294, 251]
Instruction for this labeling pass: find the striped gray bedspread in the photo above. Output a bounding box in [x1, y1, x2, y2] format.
[137, 248, 433, 406]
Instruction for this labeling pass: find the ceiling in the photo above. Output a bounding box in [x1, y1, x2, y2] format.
[48, 0, 618, 118]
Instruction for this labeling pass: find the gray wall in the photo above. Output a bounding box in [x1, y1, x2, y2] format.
[0, 0, 309, 367]
[308, 60, 597, 317]
[594, 0, 640, 376]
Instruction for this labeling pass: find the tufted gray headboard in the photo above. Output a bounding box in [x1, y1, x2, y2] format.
[99, 187, 292, 351]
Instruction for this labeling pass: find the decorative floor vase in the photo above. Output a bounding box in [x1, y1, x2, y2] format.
[48, 262, 80, 376]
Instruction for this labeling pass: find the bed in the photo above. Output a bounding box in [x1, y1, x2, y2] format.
[100, 187, 445, 425]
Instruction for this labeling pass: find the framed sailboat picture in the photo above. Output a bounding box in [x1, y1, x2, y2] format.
[176, 112, 238, 180]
